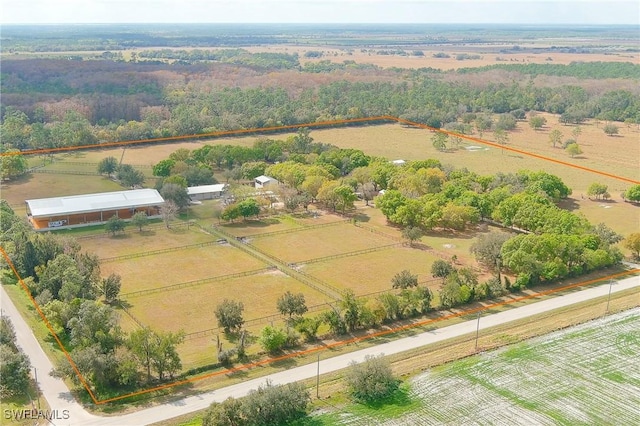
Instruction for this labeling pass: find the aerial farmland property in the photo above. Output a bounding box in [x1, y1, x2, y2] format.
[1, 11, 639, 426]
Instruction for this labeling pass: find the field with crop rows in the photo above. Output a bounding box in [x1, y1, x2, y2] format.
[331, 308, 640, 425]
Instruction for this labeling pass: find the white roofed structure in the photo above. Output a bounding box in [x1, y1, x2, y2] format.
[187, 184, 228, 200]
[255, 175, 279, 189]
[25, 189, 165, 231]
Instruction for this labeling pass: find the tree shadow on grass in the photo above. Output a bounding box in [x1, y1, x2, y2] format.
[115, 299, 133, 309]
[408, 242, 432, 251]
[557, 197, 580, 212]
[108, 233, 131, 240]
[354, 385, 419, 416]
[269, 356, 298, 369]
[351, 213, 371, 223]
[223, 218, 280, 230]
[2, 172, 34, 185]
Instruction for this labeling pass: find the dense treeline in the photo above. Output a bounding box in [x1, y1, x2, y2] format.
[457, 61, 640, 79]
[2, 58, 639, 152]
[138, 48, 300, 69]
[374, 164, 622, 286]
[0, 200, 184, 398]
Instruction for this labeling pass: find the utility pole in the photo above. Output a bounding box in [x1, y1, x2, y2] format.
[474, 311, 481, 352]
[34, 367, 40, 409]
[316, 353, 320, 399]
[604, 279, 614, 317]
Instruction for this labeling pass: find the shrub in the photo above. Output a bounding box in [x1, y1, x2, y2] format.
[346, 355, 400, 403]
[512, 273, 532, 291]
[259, 326, 287, 354]
[485, 277, 506, 298]
[217, 348, 236, 366]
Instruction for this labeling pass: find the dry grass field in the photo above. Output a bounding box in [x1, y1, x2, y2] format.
[243, 45, 640, 70]
[308, 120, 639, 193]
[100, 244, 267, 294]
[249, 222, 395, 263]
[303, 246, 442, 296]
[1, 173, 123, 212]
[79, 227, 216, 259]
[124, 270, 330, 334]
[122, 269, 332, 369]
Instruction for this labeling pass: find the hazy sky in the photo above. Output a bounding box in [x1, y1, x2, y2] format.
[2, 0, 639, 25]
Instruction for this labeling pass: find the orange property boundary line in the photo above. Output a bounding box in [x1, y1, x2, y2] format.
[1, 245, 638, 405]
[0, 115, 638, 185]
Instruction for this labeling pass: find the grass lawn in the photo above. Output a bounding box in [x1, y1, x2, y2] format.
[126, 270, 331, 333]
[101, 244, 267, 294]
[219, 215, 304, 237]
[249, 222, 394, 263]
[80, 227, 217, 259]
[1, 173, 123, 210]
[303, 246, 442, 296]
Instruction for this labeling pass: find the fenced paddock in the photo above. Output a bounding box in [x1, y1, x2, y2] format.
[303, 246, 444, 296]
[219, 215, 305, 237]
[100, 244, 268, 294]
[249, 222, 396, 264]
[125, 270, 331, 333]
[80, 227, 218, 259]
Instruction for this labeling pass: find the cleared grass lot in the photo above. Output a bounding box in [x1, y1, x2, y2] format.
[101, 244, 267, 294]
[124, 270, 331, 334]
[303, 246, 442, 296]
[80, 227, 217, 259]
[249, 222, 395, 263]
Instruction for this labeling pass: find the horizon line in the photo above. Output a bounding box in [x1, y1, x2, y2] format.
[2, 22, 637, 26]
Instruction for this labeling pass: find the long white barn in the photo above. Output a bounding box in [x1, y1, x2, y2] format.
[25, 189, 165, 231]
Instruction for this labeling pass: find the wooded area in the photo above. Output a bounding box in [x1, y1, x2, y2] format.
[1, 53, 639, 159]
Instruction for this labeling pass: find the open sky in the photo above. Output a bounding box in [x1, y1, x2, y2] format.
[2, 0, 639, 25]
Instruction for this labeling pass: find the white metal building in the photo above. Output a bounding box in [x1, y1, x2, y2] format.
[254, 175, 279, 189]
[25, 189, 165, 231]
[187, 184, 228, 201]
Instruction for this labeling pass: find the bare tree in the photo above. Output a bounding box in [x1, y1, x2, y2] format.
[161, 200, 178, 229]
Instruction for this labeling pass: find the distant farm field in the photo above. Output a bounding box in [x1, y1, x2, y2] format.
[322, 308, 640, 425]
[242, 45, 640, 70]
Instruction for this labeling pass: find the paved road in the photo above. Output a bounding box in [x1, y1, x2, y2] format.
[2, 275, 639, 426]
